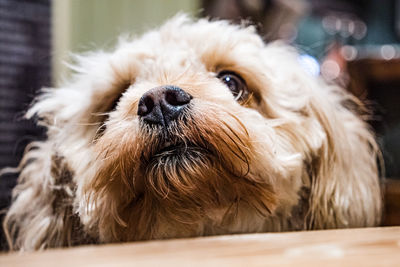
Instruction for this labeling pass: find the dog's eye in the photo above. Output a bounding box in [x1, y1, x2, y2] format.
[218, 71, 248, 102]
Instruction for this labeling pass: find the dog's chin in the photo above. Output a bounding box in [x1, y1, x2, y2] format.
[91, 114, 278, 242]
[141, 140, 216, 193]
[137, 120, 213, 174]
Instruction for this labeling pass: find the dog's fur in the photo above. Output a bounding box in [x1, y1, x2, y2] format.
[3, 15, 382, 251]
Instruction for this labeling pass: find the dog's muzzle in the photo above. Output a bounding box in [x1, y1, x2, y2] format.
[137, 85, 192, 127]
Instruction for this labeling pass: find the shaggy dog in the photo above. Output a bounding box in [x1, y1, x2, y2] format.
[3, 15, 382, 251]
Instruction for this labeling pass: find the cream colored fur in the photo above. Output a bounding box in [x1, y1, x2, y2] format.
[3, 15, 382, 251]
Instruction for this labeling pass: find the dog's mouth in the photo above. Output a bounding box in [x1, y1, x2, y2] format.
[157, 141, 190, 154]
[152, 140, 210, 159]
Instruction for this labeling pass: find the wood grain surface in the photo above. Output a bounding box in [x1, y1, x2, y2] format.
[1, 227, 400, 266]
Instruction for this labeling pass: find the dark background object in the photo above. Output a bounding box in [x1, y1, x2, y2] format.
[0, 0, 50, 249]
[347, 58, 400, 178]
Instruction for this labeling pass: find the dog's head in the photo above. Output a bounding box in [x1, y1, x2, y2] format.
[8, 15, 382, 247]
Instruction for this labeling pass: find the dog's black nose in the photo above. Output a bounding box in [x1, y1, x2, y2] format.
[137, 85, 192, 126]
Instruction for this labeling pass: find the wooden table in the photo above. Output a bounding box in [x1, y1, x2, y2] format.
[1, 227, 400, 266]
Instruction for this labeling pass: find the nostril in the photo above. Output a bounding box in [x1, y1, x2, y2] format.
[138, 95, 154, 116]
[165, 87, 192, 106]
[165, 91, 180, 106]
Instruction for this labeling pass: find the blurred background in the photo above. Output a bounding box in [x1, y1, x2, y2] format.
[1, 0, 399, 248]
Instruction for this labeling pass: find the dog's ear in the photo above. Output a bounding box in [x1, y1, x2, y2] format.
[2, 82, 75, 250]
[261, 43, 382, 229]
[305, 87, 382, 229]
[3, 52, 121, 250]
[2, 141, 89, 250]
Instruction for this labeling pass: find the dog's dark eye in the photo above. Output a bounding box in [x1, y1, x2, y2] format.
[218, 71, 248, 102]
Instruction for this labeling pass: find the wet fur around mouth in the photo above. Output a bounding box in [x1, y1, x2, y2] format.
[137, 110, 215, 164]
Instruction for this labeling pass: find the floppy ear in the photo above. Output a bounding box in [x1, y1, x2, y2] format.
[261, 43, 382, 229]
[2, 85, 96, 250]
[305, 86, 382, 229]
[3, 50, 126, 250]
[2, 141, 81, 250]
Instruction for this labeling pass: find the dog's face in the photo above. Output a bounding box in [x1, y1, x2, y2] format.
[6, 15, 381, 249]
[82, 17, 294, 241]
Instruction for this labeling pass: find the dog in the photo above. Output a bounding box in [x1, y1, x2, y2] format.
[3, 15, 382, 251]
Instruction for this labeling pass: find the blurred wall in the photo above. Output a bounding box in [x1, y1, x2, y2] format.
[52, 0, 199, 85]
